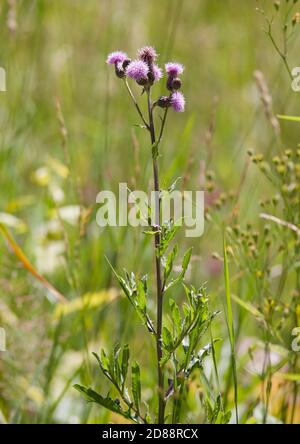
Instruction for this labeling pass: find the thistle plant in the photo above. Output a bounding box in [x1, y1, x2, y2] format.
[74, 47, 223, 424]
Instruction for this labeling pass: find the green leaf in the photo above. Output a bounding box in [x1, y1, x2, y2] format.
[74, 385, 132, 420]
[222, 411, 232, 424]
[165, 247, 193, 291]
[100, 349, 110, 372]
[92, 350, 112, 383]
[207, 395, 231, 424]
[275, 372, 300, 381]
[121, 344, 130, 386]
[211, 395, 221, 424]
[186, 341, 220, 374]
[182, 247, 193, 273]
[277, 114, 300, 122]
[158, 223, 180, 257]
[162, 326, 173, 351]
[231, 293, 266, 325]
[142, 229, 159, 235]
[106, 257, 132, 301]
[164, 244, 178, 283]
[137, 280, 146, 313]
[113, 344, 122, 386]
[168, 177, 182, 193]
[223, 235, 238, 424]
[105, 259, 154, 334]
[170, 299, 181, 335]
[223, 238, 234, 348]
[131, 362, 141, 412]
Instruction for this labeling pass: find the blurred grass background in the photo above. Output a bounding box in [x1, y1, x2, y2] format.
[0, 0, 299, 423]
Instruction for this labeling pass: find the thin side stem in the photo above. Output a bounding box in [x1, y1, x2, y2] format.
[147, 89, 165, 424]
[124, 79, 150, 130]
[266, 23, 293, 81]
[158, 107, 169, 145]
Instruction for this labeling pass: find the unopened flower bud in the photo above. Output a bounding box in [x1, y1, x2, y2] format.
[157, 96, 171, 108]
[122, 58, 131, 70]
[172, 77, 182, 90]
[115, 63, 125, 78]
[137, 77, 149, 86]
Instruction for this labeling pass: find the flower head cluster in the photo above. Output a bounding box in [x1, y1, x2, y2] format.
[106, 46, 185, 112]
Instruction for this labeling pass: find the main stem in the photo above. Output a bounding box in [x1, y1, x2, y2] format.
[147, 90, 165, 424]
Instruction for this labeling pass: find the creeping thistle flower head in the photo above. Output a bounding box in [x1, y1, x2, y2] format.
[106, 51, 128, 65]
[170, 91, 185, 112]
[126, 60, 149, 84]
[165, 62, 185, 91]
[106, 46, 186, 112]
[165, 62, 185, 77]
[153, 64, 163, 82]
[137, 47, 160, 86]
[138, 46, 158, 64]
[106, 51, 130, 78]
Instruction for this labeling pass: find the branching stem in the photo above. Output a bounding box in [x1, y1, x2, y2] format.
[147, 89, 166, 424]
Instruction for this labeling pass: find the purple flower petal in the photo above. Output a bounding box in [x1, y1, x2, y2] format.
[126, 60, 149, 82]
[165, 62, 185, 77]
[153, 64, 163, 82]
[170, 91, 185, 112]
[137, 46, 158, 63]
[106, 51, 128, 65]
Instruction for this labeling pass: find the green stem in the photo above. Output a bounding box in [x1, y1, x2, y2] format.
[124, 79, 150, 129]
[147, 89, 165, 424]
[267, 24, 293, 81]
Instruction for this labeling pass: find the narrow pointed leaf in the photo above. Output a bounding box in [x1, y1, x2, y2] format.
[131, 362, 141, 413]
[74, 385, 132, 420]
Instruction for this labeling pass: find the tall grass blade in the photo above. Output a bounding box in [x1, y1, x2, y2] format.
[223, 234, 239, 424]
[0, 223, 66, 303]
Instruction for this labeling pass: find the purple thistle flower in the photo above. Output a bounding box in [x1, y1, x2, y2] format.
[137, 46, 158, 63]
[126, 60, 149, 82]
[165, 62, 185, 77]
[106, 51, 128, 65]
[153, 64, 163, 82]
[170, 91, 185, 112]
